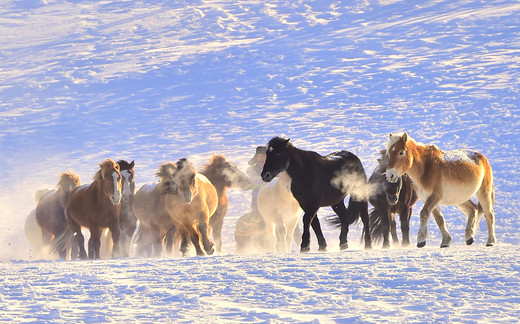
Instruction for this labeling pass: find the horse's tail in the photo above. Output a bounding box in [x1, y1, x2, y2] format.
[49, 224, 74, 259]
[363, 207, 386, 244]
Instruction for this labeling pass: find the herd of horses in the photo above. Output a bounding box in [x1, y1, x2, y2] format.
[24, 132, 496, 260]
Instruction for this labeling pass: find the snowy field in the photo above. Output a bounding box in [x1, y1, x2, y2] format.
[1, 0, 519, 322]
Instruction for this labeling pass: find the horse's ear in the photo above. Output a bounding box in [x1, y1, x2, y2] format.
[402, 132, 408, 143]
[130, 160, 135, 170]
[388, 132, 393, 139]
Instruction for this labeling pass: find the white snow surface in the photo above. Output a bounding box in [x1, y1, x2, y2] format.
[1, 0, 520, 322]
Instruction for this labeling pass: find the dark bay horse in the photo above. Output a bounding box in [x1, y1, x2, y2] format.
[35, 172, 80, 259]
[368, 150, 417, 248]
[117, 160, 137, 256]
[52, 159, 123, 259]
[386, 132, 496, 247]
[261, 137, 372, 252]
[199, 154, 251, 253]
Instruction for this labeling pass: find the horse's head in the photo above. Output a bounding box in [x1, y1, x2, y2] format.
[95, 159, 122, 205]
[207, 155, 251, 190]
[261, 137, 291, 182]
[117, 160, 135, 202]
[386, 132, 413, 183]
[57, 171, 81, 194]
[383, 176, 403, 205]
[174, 158, 197, 203]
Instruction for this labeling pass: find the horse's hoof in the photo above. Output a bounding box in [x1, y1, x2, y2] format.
[364, 244, 372, 250]
[440, 244, 450, 248]
[206, 248, 215, 256]
[383, 243, 390, 249]
[339, 242, 348, 251]
[466, 238, 474, 245]
[417, 241, 426, 248]
[486, 242, 495, 247]
[300, 246, 310, 253]
[318, 244, 327, 252]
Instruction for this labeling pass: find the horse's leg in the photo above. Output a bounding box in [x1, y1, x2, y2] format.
[70, 222, 87, 260]
[179, 230, 190, 256]
[164, 226, 176, 256]
[149, 224, 163, 257]
[398, 207, 412, 247]
[477, 184, 496, 246]
[209, 214, 224, 254]
[264, 220, 277, 253]
[389, 212, 399, 246]
[311, 213, 327, 252]
[277, 221, 288, 253]
[432, 207, 452, 248]
[458, 200, 479, 245]
[417, 194, 442, 248]
[301, 207, 320, 253]
[189, 225, 205, 256]
[381, 209, 391, 249]
[199, 213, 214, 255]
[332, 202, 351, 250]
[109, 222, 121, 258]
[286, 215, 299, 253]
[88, 228, 102, 260]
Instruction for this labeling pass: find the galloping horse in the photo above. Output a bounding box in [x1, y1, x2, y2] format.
[133, 162, 178, 257]
[163, 158, 218, 256]
[25, 188, 51, 259]
[117, 160, 137, 256]
[385, 132, 496, 247]
[52, 159, 122, 259]
[35, 172, 81, 259]
[200, 154, 251, 253]
[257, 171, 302, 253]
[368, 150, 417, 248]
[261, 137, 372, 252]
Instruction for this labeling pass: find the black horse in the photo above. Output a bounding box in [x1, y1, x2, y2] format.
[261, 137, 372, 252]
[367, 151, 418, 248]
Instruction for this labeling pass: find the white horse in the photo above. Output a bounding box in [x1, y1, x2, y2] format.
[257, 171, 302, 253]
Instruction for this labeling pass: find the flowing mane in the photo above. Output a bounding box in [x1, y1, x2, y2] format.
[57, 171, 80, 192]
[200, 154, 227, 174]
[94, 159, 120, 181]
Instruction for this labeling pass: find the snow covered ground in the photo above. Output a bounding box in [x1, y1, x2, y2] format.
[1, 0, 519, 322]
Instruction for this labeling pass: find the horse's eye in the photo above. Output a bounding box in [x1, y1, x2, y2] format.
[399, 150, 405, 156]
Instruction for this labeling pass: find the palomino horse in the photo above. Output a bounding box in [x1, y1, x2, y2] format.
[368, 150, 417, 248]
[261, 137, 372, 252]
[163, 158, 218, 256]
[35, 172, 81, 259]
[52, 159, 123, 259]
[199, 154, 251, 253]
[385, 132, 496, 247]
[132, 162, 178, 257]
[257, 171, 302, 253]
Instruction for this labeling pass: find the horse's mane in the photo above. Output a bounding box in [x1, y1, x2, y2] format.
[117, 160, 135, 171]
[267, 137, 292, 151]
[57, 171, 80, 191]
[200, 154, 227, 174]
[156, 162, 177, 181]
[93, 159, 119, 181]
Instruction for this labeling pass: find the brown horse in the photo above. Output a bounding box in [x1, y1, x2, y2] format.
[385, 132, 496, 248]
[200, 154, 251, 253]
[52, 159, 123, 259]
[132, 162, 178, 257]
[35, 172, 81, 259]
[163, 158, 218, 256]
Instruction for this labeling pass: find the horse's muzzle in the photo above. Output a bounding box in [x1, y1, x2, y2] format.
[110, 194, 122, 205]
[386, 195, 399, 205]
[261, 171, 274, 182]
[385, 169, 399, 183]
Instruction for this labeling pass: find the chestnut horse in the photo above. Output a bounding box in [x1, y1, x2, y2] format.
[257, 171, 302, 253]
[386, 132, 496, 247]
[35, 172, 81, 259]
[368, 150, 417, 248]
[132, 162, 178, 257]
[200, 154, 251, 253]
[261, 137, 372, 252]
[163, 158, 218, 256]
[52, 159, 123, 259]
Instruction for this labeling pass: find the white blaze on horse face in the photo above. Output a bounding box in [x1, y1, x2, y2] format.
[111, 171, 122, 205]
[121, 170, 133, 199]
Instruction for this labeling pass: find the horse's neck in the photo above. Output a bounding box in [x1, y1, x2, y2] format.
[278, 172, 292, 193]
[406, 141, 428, 185]
[201, 169, 226, 198]
[286, 146, 309, 179]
